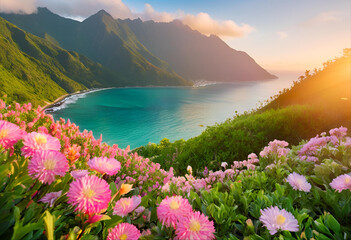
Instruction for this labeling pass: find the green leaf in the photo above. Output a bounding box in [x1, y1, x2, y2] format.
[313, 221, 331, 236]
[315, 233, 333, 240]
[109, 182, 118, 196]
[11, 220, 43, 240]
[325, 214, 340, 233]
[104, 215, 122, 230]
[43, 211, 54, 240]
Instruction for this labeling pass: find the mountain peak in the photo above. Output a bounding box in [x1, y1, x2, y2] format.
[170, 19, 184, 26]
[96, 9, 111, 17]
[37, 7, 54, 15]
[83, 9, 114, 23]
[94, 9, 114, 20]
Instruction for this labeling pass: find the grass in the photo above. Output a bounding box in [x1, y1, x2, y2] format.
[135, 49, 351, 175]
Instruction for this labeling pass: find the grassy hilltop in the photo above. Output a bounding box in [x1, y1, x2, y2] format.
[136, 49, 351, 175]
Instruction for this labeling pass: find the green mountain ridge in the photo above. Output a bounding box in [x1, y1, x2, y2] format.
[124, 18, 276, 82]
[0, 17, 125, 105]
[0, 8, 191, 87]
[0, 7, 274, 85]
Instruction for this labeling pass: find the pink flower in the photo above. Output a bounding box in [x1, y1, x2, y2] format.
[113, 196, 141, 217]
[28, 150, 69, 184]
[0, 120, 25, 149]
[286, 172, 311, 192]
[64, 144, 81, 164]
[175, 211, 215, 240]
[157, 196, 193, 228]
[135, 206, 145, 214]
[141, 229, 151, 237]
[329, 126, 347, 139]
[22, 132, 61, 157]
[330, 174, 351, 192]
[39, 191, 62, 207]
[71, 170, 89, 179]
[86, 214, 110, 224]
[107, 223, 141, 240]
[88, 157, 121, 176]
[259, 206, 299, 235]
[67, 175, 111, 215]
[260, 140, 289, 158]
[161, 182, 170, 192]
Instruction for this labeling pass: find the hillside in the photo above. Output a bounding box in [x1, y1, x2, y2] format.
[0, 98, 350, 239]
[136, 50, 351, 174]
[262, 49, 351, 112]
[0, 17, 127, 105]
[1, 7, 275, 84]
[124, 18, 276, 82]
[0, 8, 191, 87]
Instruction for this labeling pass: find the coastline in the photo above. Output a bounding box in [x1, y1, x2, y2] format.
[43, 76, 281, 113]
[43, 85, 191, 113]
[44, 88, 107, 113]
[43, 85, 196, 113]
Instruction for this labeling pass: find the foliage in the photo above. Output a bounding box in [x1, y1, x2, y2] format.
[136, 105, 348, 175]
[0, 9, 192, 93]
[136, 49, 351, 175]
[0, 16, 191, 107]
[261, 48, 351, 111]
[0, 99, 350, 239]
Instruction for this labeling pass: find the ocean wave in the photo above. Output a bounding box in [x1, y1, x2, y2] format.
[45, 88, 109, 113]
[192, 80, 218, 87]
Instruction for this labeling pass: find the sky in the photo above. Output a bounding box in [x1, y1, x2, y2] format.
[1, 0, 350, 72]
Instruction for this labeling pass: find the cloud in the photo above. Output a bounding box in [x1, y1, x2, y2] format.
[180, 12, 253, 37]
[277, 31, 287, 39]
[137, 3, 175, 22]
[301, 11, 339, 27]
[136, 4, 253, 38]
[0, 0, 37, 14]
[0, 0, 253, 38]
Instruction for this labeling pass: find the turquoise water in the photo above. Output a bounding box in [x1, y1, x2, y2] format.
[51, 72, 299, 149]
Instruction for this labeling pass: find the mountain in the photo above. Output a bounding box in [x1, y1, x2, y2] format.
[0, 17, 125, 105]
[0, 8, 191, 87]
[1, 8, 275, 84]
[123, 19, 276, 82]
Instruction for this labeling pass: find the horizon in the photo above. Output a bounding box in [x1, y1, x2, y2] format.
[1, 0, 350, 72]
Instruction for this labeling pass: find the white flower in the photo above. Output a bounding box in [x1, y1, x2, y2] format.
[187, 165, 193, 175]
[221, 162, 228, 169]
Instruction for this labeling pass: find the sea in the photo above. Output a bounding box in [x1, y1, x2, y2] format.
[50, 72, 300, 149]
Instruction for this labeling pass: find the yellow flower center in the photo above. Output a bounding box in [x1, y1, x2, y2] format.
[169, 200, 180, 210]
[120, 233, 128, 240]
[345, 177, 350, 184]
[121, 199, 131, 208]
[43, 159, 56, 170]
[0, 129, 8, 139]
[83, 189, 96, 198]
[296, 179, 303, 186]
[35, 135, 47, 145]
[276, 214, 286, 225]
[189, 220, 201, 232]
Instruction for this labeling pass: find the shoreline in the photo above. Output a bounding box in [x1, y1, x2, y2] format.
[44, 88, 106, 113]
[43, 76, 280, 113]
